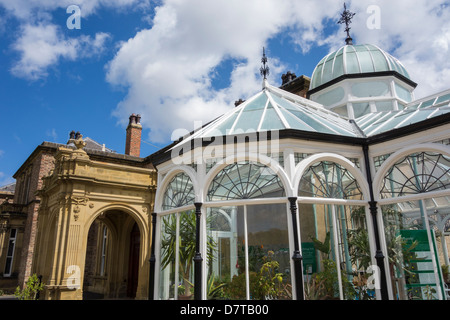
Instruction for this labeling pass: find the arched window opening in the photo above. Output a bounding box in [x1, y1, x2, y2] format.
[298, 161, 371, 300]
[207, 161, 285, 201]
[299, 161, 363, 200]
[381, 152, 450, 199]
[380, 152, 450, 300]
[203, 161, 291, 300]
[162, 172, 195, 210]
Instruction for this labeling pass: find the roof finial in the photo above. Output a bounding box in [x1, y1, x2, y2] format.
[338, 3, 356, 45]
[260, 47, 269, 80]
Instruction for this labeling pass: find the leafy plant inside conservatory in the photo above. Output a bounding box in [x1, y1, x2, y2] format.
[160, 211, 216, 299]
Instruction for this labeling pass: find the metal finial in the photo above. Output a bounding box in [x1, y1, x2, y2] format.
[260, 47, 269, 80]
[338, 3, 356, 45]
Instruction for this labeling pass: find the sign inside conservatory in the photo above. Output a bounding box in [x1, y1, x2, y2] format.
[400, 229, 444, 300]
[301, 242, 317, 275]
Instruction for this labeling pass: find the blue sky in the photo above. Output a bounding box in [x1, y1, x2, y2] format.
[0, 0, 449, 187]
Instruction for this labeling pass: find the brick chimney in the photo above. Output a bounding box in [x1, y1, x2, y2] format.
[125, 113, 142, 157]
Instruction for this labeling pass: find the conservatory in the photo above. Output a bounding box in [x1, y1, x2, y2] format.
[149, 42, 450, 301]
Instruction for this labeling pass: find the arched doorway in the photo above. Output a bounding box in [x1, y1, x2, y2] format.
[83, 210, 142, 299]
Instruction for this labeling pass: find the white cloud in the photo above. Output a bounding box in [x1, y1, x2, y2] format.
[106, 0, 343, 143]
[106, 0, 450, 146]
[1, 0, 147, 80]
[10, 23, 110, 80]
[0, 0, 148, 21]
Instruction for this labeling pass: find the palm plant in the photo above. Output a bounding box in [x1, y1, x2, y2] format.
[160, 211, 217, 298]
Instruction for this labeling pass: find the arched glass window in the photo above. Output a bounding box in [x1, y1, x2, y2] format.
[380, 152, 450, 300]
[207, 161, 285, 201]
[162, 172, 195, 210]
[204, 161, 290, 300]
[159, 172, 196, 300]
[299, 161, 363, 200]
[381, 152, 450, 198]
[298, 161, 368, 300]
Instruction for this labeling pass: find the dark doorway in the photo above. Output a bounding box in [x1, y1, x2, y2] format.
[127, 223, 140, 298]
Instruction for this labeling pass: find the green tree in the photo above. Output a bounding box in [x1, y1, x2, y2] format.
[14, 274, 44, 300]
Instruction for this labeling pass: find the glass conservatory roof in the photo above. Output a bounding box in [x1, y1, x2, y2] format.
[170, 85, 450, 153]
[174, 82, 362, 147]
[355, 89, 450, 136]
[310, 44, 411, 90]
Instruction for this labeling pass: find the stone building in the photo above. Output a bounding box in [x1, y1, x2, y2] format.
[0, 114, 158, 299]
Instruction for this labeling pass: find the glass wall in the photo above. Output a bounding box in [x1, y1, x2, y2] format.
[204, 161, 291, 300]
[206, 204, 291, 300]
[299, 161, 375, 300]
[159, 172, 196, 300]
[380, 152, 450, 300]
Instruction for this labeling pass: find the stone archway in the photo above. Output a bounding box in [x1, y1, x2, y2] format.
[83, 211, 144, 300]
[32, 145, 156, 300]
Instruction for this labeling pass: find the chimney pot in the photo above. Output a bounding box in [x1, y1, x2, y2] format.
[125, 113, 142, 157]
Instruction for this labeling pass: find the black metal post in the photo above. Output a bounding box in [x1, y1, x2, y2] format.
[194, 203, 203, 300]
[288, 197, 304, 300]
[362, 144, 389, 300]
[148, 212, 157, 300]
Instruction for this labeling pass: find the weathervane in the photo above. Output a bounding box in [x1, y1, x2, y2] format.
[260, 47, 269, 80]
[338, 3, 356, 45]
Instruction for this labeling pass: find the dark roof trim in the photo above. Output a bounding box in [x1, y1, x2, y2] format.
[307, 71, 417, 97]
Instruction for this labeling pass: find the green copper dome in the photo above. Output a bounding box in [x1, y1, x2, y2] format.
[310, 44, 411, 90]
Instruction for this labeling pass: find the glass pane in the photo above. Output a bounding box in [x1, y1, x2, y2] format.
[345, 49, 360, 74]
[246, 203, 291, 300]
[233, 104, 265, 133]
[381, 152, 450, 199]
[162, 173, 195, 210]
[4, 257, 12, 275]
[357, 51, 375, 73]
[299, 161, 363, 200]
[204, 112, 239, 137]
[207, 206, 246, 300]
[178, 211, 196, 299]
[321, 54, 335, 84]
[259, 104, 285, 131]
[353, 102, 371, 119]
[382, 200, 446, 300]
[159, 214, 177, 300]
[7, 239, 15, 257]
[352, 81, 389, 98]
[375, 101, 394, 112]
[395, 83, 412, 102]
[371, 50, 389, 71]
[435, 93, 450, 104]
[332, 49, 345, 79]
[301, 203, 371, 300]
[315, 87, 345, 106]
[207, 161, 285, 201]
[312, 63, 324, 89]
[207, 204, 292, 300]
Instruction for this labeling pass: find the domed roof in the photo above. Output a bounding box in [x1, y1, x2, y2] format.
[310, 44, 411, 90]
